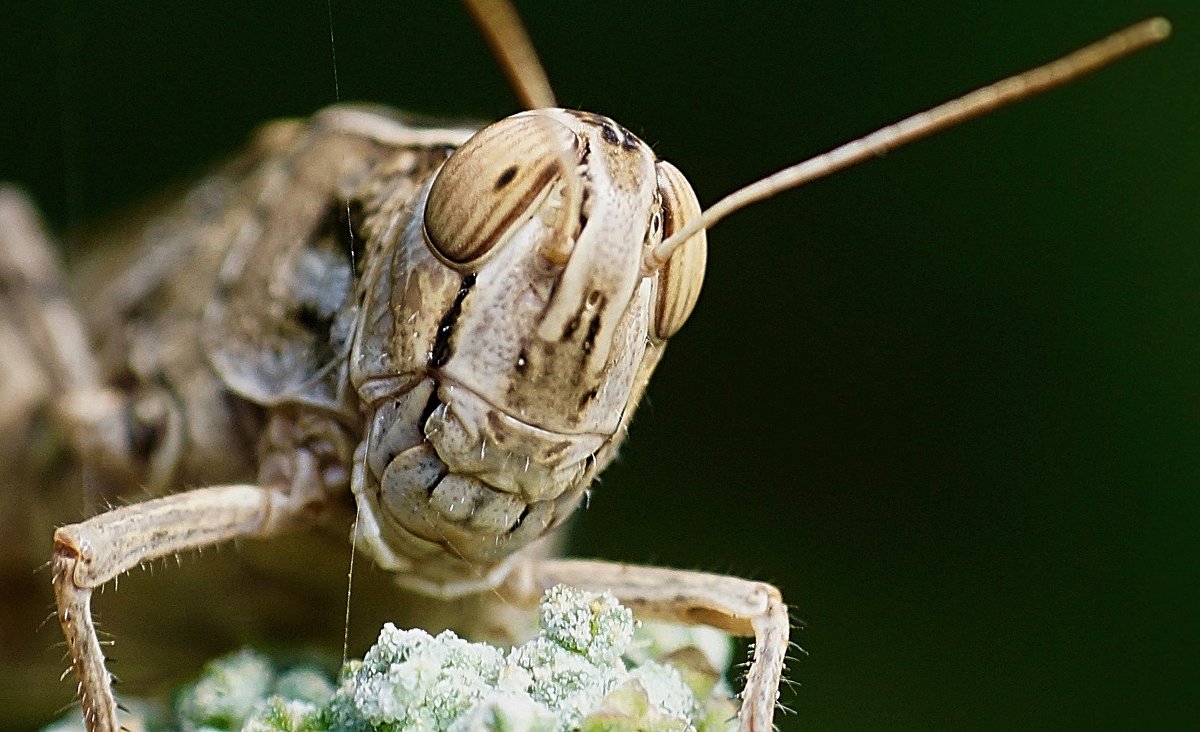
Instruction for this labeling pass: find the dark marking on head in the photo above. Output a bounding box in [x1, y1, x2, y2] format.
[561, 313, 582, 341]
[486, 409, 506, 435]
[569, 110, 605, 126]
[581, 312, 602, 355]
[576, 186, 591, 236]
[572, 141, 593, 238]
[418, 390, 443, 432]
[545, 441, 571, 460]
[510, 503, 532, 532]
[621, 129, 640, 150]
[578, 387, 599, 411]
[429, 273, 476, 368]
[600, 123, 621, 146]
[494, 165, 519, 190]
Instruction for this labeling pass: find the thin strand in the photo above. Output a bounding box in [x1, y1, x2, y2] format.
[326, 0, 341, 102]
[327, 3, 359, 274]
[648, 17, 1171, 270]
[463, 0, 556, 109]
[343, 500, 360, 665]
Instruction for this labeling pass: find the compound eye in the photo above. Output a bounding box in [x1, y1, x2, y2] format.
[651, 161, 707, 341]
[424, 114, 579, 266]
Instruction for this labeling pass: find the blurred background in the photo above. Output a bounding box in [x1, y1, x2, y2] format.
[1, 1, 1197, 729]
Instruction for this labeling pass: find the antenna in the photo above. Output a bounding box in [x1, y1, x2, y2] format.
[647, 17, 1171, 272]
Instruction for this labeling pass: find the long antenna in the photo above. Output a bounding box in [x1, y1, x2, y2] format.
[463, 0, 556, 109]
[647, 17, 1171, 271]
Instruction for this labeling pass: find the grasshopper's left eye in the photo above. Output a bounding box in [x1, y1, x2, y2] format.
[650, 161, 707, 341]
[425, 114, 579, 266]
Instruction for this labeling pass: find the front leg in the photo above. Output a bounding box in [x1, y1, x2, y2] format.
[53, 478, 321, 732]
[502, 559, 790, 732]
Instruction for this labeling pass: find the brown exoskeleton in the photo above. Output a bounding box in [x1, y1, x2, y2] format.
[0, 2, 1168, 730]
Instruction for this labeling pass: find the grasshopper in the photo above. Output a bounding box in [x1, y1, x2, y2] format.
[0, 2, 1170, 730]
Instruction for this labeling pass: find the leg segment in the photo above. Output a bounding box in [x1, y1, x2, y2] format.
[502, 559, 789, 732]
[53, 484, 308, 732]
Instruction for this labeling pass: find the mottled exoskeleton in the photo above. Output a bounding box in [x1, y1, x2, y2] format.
[0, 3, 1169, 731]
[12, 101, 784, 732]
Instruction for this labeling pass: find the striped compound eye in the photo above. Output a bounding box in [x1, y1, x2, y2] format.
[650, 161, 707, 341]
[424, 113, 579, 267]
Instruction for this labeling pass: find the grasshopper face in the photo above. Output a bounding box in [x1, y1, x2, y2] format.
[348, 109, 707, 592]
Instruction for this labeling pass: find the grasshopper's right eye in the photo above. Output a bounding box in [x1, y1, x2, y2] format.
[650, 161, 707, 341]
[425, 113, 579, 266]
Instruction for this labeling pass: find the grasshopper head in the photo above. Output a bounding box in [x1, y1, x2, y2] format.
[348, 109, 707, 590]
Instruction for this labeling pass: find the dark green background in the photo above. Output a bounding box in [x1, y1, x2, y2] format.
[2, 1, 1197, 729]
